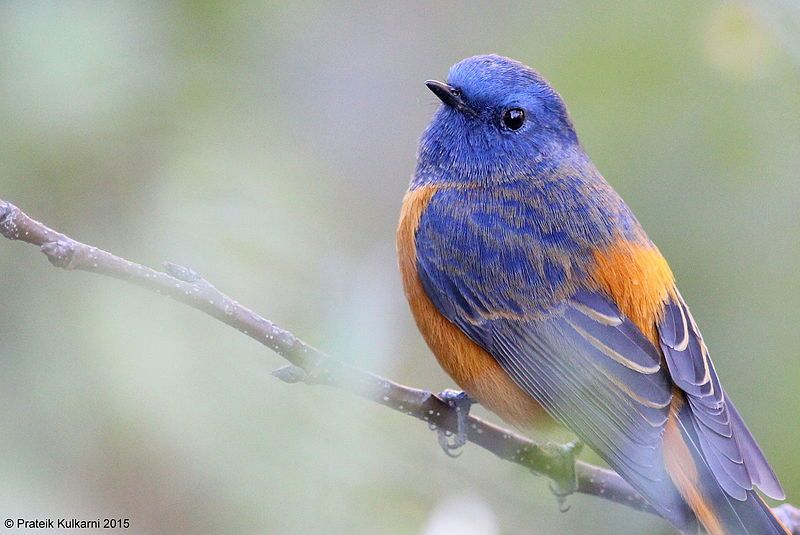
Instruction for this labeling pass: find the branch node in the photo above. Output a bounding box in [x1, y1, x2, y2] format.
[272, 364, 308, 384]
[0, 201, 19, 239]
[273, 327, 297, 349]
[41, 240, 77, 269]
[163, 261, 201, 282]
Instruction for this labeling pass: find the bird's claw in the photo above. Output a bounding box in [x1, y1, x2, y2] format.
[549, 481, 574, 513]
[435, 389, 474, 457]
[544, 439, 584, 512]
[437, 429, 465, 458]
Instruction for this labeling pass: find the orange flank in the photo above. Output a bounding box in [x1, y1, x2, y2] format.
[588, 237, 676, 346]
[397, 186, 552, 429]
[663, 397, 726, 535]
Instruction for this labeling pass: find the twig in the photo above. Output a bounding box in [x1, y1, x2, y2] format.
[1, 199, 796, 533]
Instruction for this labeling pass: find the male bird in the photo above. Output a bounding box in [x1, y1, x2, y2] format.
[397, 54, 787, 534]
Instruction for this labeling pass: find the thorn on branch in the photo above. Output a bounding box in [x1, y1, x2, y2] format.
[272, 364, 308, 383]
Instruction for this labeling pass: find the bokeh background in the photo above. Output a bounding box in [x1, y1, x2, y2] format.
[1, 2, 798, 534]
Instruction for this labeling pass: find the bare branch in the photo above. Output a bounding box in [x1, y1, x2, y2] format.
[1, 199, 796, 532]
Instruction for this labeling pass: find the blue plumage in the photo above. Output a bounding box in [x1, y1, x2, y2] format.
[415, 56, 577, 187]
[414, 160, 645, 313]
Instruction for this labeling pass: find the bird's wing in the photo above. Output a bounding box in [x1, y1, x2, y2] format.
[412, 185, 782, 516]
[416, 236, 678, 503]
[412, 187, 681, 506]
[488, 289, 674, 485]
[659, 292, 784, 500]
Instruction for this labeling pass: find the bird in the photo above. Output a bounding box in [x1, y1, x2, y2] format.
[397, 54, 787, 535]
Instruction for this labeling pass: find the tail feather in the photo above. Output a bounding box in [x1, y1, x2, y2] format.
[666, 400, 788, 535]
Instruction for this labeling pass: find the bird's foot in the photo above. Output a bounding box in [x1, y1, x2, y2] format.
[435, 389, 475, 458]
[545, 439, 584, 512]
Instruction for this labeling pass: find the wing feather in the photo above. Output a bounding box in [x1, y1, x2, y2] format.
[659, 293, 784, 500]
[420, 260, 678, 494]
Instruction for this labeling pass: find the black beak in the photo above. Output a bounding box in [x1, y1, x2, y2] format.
[425, 80, 459, 106]
[425, 80, 475, 115]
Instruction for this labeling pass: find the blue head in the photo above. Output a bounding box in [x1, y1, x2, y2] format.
[415, 55, 581, 186]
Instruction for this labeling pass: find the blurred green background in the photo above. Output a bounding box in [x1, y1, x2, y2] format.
[1, 2, 798, 534]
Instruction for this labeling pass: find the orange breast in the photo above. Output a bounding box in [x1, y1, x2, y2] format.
[397, 186, 552, 429]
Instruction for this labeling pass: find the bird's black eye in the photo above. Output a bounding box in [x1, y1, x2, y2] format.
[450, 87, 461, 98]
[502, 108, 525, 130]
